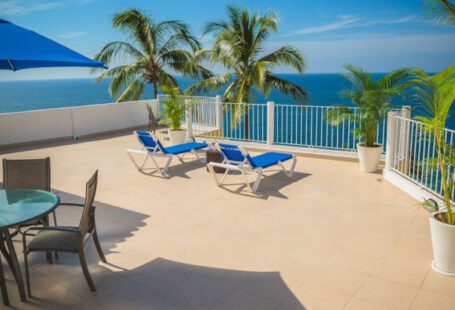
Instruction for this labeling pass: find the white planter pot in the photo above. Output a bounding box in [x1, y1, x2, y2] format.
[429, 211, 455, 276]
[168, 129, 187, 145]
[357, 143, 382, 172]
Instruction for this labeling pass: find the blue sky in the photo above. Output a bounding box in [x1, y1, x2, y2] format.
[1, 0, 454, 80]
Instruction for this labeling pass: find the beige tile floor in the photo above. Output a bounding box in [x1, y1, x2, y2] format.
[0, 133, 454, 310]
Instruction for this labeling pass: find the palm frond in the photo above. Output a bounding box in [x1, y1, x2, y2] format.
[426, 0, 455, 25]
[264, 74, 308, 103]
[259, 45, 304, 73]
[187, 74, 232, 95]
[116, 79, 145, 102]
[92, 41, 144, 74]
[113, 9, 155, 56]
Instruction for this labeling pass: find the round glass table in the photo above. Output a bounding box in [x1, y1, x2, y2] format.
[0, 189, 59, 305]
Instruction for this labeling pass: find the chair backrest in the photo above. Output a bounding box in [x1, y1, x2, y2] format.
[146, 103, 158, 133]
[79, 170, 98, 236]
[135, 131, 168, 154]
[2, 157, 51, 191]
[136, 131, 157, 149]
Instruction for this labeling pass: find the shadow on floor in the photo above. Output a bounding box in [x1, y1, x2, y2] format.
[136, 156, 207, 180]
[100, 258, 306, 309]
[215, 170, 312, 200]
[2, 192, 306, 309]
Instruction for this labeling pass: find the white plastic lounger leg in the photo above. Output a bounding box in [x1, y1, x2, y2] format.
[252, 169, 263, 192]
[287, 156, 297, 177]
[127, 149, 151, 171]
[220, 167, 230, 184]
[207, 163, 222, 187]
[161, 155, 173, 177]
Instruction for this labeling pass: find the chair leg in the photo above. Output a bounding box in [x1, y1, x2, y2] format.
[42, 216, 53, 264]
[92, 230, 107, 263]
[23, 250, 31, 298]
[78, 246, 96, 291]
[21, 233, 32, 298]
[0, 254, 9, 306]
[52, 211, 59, 260]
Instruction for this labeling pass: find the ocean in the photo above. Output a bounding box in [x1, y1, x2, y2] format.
[0, 74, 452, 128]
[0, 74, 407, 112]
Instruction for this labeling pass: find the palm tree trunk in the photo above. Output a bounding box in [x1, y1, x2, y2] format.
[153, 82, 158, 99]
[244, 89, 250, 141]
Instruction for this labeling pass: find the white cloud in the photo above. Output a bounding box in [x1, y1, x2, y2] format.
[291, 16, 359, 35]
[284, 15, 419, 37]
[57, 31, 87, 39]
[0, 0, 93, 16]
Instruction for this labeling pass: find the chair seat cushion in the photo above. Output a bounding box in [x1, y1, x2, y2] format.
[164, 142, 208, 155]
[249, 152, 293, 169]
[28, 227, 80, 252]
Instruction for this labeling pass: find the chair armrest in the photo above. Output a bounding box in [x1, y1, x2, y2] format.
[59, 202, 97, 211]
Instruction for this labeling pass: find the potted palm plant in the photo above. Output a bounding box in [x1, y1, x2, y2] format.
[414, 65, 455, 276]
[160, 86, 188, 145]
[327, 65, 413, 172]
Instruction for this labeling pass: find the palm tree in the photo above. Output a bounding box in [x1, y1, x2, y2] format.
[426, 0, 455, 25]
[188, 6, 307, 139]
[413, 66, 455, 224]
[93, 9, 211, 101]
[327, 64, 414, 147]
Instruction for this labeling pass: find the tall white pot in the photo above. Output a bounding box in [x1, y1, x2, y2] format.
[430, 211, 455, 276]
[357, 144, 382, 172]
[168, 129, 187, 145]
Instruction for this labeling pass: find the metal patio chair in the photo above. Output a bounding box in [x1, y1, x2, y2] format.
[22, 170, 107, 296]
[2, 158, 58, 235]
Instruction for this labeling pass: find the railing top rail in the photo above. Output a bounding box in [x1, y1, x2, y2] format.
[392, 115, 455, 134]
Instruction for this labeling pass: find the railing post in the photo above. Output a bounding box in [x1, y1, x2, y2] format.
[185, 99, 193, 141]
[400, 106, 411, 172]
[267, 101, 275, 145]
[385, 111, 399, 171]
[215, 95, 224, 138]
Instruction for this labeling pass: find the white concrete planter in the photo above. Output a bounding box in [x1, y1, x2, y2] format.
[168, 129, 187, 145]
[430, 211, 455, 276]
[357, 143, 382, 172]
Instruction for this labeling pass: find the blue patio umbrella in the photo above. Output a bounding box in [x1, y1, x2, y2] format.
[0, 18, 105, 71]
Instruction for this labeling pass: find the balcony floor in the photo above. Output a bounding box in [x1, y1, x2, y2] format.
[1, 134, 454, 310]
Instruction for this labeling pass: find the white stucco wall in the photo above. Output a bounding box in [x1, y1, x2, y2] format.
[0, 99, 157, 147]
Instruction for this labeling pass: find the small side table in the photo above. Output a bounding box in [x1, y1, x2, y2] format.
[206, 149, 226, 173]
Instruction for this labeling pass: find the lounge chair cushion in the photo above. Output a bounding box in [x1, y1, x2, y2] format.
[248, 152, 293, 169]
[137, 132, 157, 149]
[27, 227, 80, 252]
[219, 147, 245, 162]
[163, 142, 208, 155]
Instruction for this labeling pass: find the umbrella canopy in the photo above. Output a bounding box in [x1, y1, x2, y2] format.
[0, 18, 105, 71]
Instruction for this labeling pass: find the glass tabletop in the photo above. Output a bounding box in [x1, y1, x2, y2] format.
[0, 189, 59, 230]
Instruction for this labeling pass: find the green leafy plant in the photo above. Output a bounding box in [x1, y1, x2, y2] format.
[188, 5, 307, 139]
[327, 65, 413, 147]
[426, 0, 455, 25]
[159, 86, 187, 131]
[412, 65, 455, 224]
[93, 9, 211, 102]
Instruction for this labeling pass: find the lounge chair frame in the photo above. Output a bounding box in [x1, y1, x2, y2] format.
[127, 131, 207, 177]
[207, 145, 297, 192]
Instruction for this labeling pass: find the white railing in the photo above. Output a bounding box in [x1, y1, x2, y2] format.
[273, 105, 400, 153]
[171, 95, 404, 153]
[387, 115, 455, 203]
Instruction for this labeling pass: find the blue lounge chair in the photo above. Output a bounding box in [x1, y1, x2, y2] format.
[208, 143, 297, 192]
[127, 131, 208, 177]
